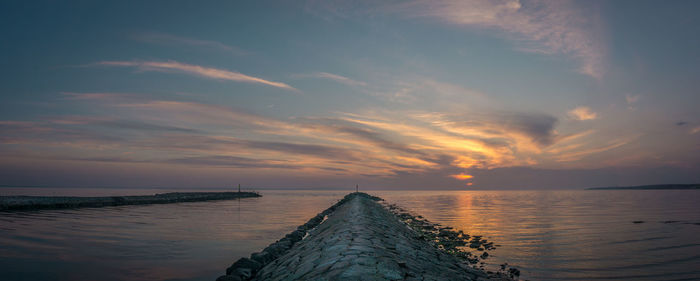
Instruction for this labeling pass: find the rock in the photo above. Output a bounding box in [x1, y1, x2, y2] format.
[509, 267, 521, 277]
[289, 230, 305, 242]
[216, 275, 242, 281]
[226, 257, 262, 275]
[262, 244, 283, 257]
[250, 252, 272, 264]
[376, 260, 403, 280]
[232, 267, 253, 279]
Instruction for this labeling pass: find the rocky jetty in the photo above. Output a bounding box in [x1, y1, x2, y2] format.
[218, 192, 516, 281]
[0, 191, 261, 211]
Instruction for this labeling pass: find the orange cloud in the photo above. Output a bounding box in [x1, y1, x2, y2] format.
[450, 173, 474, 180]
[97, 60, 297, 91]
[2, 93, 622, 183]
[567, 106, 597, 121]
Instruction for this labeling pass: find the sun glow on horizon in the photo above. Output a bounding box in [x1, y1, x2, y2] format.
[450, 173, 474, 181]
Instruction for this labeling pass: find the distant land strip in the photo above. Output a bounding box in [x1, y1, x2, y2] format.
[0, 192, 261, 211]
[586, 184, 700, 190]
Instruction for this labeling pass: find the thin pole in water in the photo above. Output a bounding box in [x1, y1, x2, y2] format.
[238, 184, 241, 193]
[356, 184, 358, 192]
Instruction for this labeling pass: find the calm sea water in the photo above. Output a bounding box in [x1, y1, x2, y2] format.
[1, 188, 699, 281]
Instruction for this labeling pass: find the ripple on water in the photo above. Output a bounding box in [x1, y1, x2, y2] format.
[0, 189, 699, 281]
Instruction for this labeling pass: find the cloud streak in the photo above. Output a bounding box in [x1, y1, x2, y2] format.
[391, 0, 605, 78]
[297, 72, 367, 87]
[1, 94, 655, 185]
[309, 0, 605, 78]
[98, 60, 297, 91]
[166, 155, 299, 169]
[626, 94, 640, 104]
[132, 32, 247, 56]
[568, 106, 597, 121]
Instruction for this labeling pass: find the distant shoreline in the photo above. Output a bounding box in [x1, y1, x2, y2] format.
[0, 191, 261, 211]
[586, 184, 700, 190]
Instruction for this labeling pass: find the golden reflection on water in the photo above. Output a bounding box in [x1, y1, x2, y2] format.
[375, 190, 700, 281]
[1, 189, 699, 281]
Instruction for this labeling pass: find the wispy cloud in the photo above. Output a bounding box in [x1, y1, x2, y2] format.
[166, 155, 299, 169]
[553, 139, 630, 162]
[626, 94, 640, 104]
[625, 94, 640, 110]
[310, 0, 605, 79]
[567, 106, 597, 121]
[394, 0, 605, 78]
[47, 115, 197, 133]
[0, 120, 122, 146]
[113, 100, 290, 129]
[62, 92, 125, 100]
[2, 94, 641, 183]
[368, 78, 490, 106]
[97, 60, 297, 91]
[296, 72, 367, 86]
[132, 32, 247, 56]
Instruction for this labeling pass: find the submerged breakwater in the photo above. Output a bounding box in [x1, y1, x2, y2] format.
[218, 192, 514, 281]
[0, 191, 261, 211]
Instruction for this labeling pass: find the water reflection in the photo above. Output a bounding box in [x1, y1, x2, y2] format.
[1, 189, 699, 281]
[375, 190, 700, 281]
[0, 190, 347, 281]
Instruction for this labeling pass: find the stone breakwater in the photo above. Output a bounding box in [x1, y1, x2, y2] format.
[0, 191, 261, 211]
[218, 193, 516, 281]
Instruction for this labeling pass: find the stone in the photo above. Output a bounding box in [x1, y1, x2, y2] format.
[376, 260, 403, 280]
[232, 267, 253, 279]
[226, 257, 262, 275]
[250, 251, 272, 264]
[216, 275, 242, 281]
[338, 264, 377, 279]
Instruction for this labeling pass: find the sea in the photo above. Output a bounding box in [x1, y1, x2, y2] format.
[0, 188, 699, 281]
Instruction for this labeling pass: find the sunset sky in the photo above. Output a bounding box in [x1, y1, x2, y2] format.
[1, 0, 699, 189]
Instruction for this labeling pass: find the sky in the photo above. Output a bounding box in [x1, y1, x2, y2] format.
[1, 0, 699, 190]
